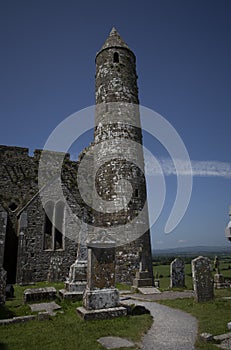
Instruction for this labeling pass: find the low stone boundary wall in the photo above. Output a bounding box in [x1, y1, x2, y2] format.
[0, 312, 50, 326]
[0, 315, 36, 325]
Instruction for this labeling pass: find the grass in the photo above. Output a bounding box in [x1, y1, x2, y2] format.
[1, 259, 231, 349]
[0, 282, 64, 320]
[153, 262, 194, 290]
[153, 258, 231, 348]
[116, 283, 131, 291]
[153, 259, 231, 290]
[0, 282, 152, 350]
[158, 288, 231, 350]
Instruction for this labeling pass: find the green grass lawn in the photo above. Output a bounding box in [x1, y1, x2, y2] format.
[1, 259, 231, 350]
[153, 262, 194, 290]
[158, 289, 231, 350]
[153, 258, 231, 349]
[0, 282, 152, 350]
[153, 258, 231, 290]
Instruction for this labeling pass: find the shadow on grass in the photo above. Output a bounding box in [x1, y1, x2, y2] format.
[0, 305, 15, 320]
[0, 343, 9, 350]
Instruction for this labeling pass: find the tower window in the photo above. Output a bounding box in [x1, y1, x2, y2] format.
[113, 52, 119, 63]
[135, 189, 139, 198]
[9, 202, 18, 211]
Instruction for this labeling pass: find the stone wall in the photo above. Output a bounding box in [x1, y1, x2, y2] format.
[0, 142, 151, 285]
[17, 194, 78, 284]
[0, 209, 7, 304]
[0, 146, 86, 284]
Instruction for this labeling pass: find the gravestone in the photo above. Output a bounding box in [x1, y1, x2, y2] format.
[170, 258, 185, 288]
[213, 256, 225, 289]
[192, 256, 214, 302]
[77, 232, 127, 320]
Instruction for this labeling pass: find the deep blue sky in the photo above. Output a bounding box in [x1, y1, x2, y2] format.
[1, 0, 231, 249]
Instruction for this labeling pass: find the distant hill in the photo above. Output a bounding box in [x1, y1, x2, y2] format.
[152, 245, 231, 256]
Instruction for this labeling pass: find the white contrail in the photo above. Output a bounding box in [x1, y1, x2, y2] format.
[145, 155, 231, 178]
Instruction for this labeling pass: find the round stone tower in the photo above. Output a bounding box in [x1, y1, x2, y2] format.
[92, 28, 153, 285]
[95, 27, 138, 105]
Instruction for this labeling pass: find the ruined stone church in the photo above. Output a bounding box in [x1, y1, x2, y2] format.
[0, 28, 153, 287]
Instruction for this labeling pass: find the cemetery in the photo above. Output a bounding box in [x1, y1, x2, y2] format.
[0, 24, 231, 350]
[0, 254, 231, 349]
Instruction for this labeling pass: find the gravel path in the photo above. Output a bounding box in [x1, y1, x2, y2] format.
[122, 297, 198, 350]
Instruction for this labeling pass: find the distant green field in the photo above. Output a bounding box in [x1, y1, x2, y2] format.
[153, 262, 192, 290]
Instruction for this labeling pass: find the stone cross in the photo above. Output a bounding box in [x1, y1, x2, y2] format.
[192, 256, 214, 302]
[132, 246, 153, 290]
[213, 255, 225, 289]
[59, 214, 88, 300]
[76, 221, 88, 262]
[214, 256, 220, 274]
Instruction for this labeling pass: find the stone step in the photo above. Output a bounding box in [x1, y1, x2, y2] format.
[59, 289, 83, 301]
[132, 278, 153, 288]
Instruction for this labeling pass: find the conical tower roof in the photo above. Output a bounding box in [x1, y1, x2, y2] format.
[99, 27, 131, 52]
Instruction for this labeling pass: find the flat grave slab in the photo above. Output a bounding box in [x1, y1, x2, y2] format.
[138, 287, 161, 294]
[98, 336, 135, 349]
[29, 301, 61, 316]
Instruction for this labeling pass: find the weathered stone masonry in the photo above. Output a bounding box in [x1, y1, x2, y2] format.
[0, 28, 153, 286]
[93, 28, 153, 284]
[0, 146, 81, 284]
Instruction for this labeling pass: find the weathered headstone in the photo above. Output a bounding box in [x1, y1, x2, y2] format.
[213, 256, 225, 289]
[77, 232, 127, 320]
[192, 256, 214, 302]
[170, 258, 185, 288]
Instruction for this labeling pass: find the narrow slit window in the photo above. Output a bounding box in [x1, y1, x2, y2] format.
[113, 52, 119, 63]
[135, 189, 139, 198]
[43, 201, 54, 250]
[54, 201, 65, 250]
